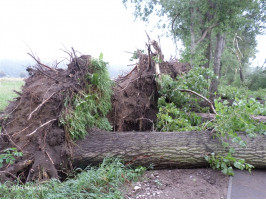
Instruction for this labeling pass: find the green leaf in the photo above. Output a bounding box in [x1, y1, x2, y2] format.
[216, 162, 220, 169]
[99, 53, 103, 61]
[221, 162, 227, 169]
[221, 168, 228, 175]
[234, 161, 245, 170]
[227, 167, 234, 176]
[223, 100, 229, 105]
[239, 140, 246, 147]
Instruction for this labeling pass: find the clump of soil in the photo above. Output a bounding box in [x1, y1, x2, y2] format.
[0, 55, 92, 182]
[110, 41, 190, 131]
[124, 168, 229, 199]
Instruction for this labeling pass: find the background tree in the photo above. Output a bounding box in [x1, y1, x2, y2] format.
[123, 0, 265, 94]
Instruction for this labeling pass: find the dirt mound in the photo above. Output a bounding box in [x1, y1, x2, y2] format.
[110, 42, 189, 132]
[0, 55, 92, 182]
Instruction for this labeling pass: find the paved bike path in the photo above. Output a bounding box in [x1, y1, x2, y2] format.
[227, 169, 266, 199]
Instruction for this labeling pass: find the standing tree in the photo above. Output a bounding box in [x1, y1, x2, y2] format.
[123, 0, 265, 93]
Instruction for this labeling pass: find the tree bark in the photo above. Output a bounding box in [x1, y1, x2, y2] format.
[72, 130, 266, 169]
[204, 30, 212, 69]
[210, 32, 226, 95]
[190, 0, 196, 65]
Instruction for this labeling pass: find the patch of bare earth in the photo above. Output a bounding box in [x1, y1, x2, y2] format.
[123, 168, 229, 199]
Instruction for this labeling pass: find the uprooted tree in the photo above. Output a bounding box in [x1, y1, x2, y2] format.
[0, 42, 265, 183]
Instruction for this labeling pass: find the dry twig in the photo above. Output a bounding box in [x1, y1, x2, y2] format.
[0, 171, 18, 180]
[28, 53, 57, 72]
[28, 92, 55, 120]
[12, 124, 32, 137]
[45, 151, 54, 165]
[35, 68, 59, 83]
[2, 127, 23, 152]
[26, 119, 57, 137]
[136, 117, 155, 131]
[72, 47, 80, 70]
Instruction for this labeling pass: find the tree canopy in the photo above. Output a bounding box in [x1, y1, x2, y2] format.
[123, 0, 265, 92]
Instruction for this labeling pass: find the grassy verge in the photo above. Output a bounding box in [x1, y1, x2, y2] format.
[0, 78, 24, 112]
[0, 158, 145, 199]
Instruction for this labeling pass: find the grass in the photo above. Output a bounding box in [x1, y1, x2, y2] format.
[0, 78, 24, 112]
[0, 158, 146, 199]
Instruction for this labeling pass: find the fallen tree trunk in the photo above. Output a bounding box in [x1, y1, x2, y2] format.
[197, 113, 266, 123]
[73, 130, 266, 169]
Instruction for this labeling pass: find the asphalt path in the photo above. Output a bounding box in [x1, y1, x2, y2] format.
[227, 169, 266, 199]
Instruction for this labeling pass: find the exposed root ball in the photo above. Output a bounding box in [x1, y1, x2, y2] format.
[0, 55, 95, 182]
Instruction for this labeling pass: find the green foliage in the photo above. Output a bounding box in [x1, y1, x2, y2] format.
[203, 98, 265, 174]
[213, 98, 266, 140]
[246, 66, 266, 90]
[152, 56, 163, 64]
[156, 97, 201, 131]
[123, 0, 264, 66]
[205, 152, 254, 176]
[179, 41, 209, 66]
[157, 66, 213, 110]
[156, 65, 265, 175]
[0, 158, 146, 199]
[129, 50, 144, 61]
[60, 54, 113, 140]
[0, 148, 23, 168]
[156, 66, 213, 132]
[218, 85, 266, 100]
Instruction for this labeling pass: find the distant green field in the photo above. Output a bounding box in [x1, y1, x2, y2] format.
[0, 78, 24, 112]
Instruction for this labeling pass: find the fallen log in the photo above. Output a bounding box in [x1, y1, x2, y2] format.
[73, 130, 266, 169]
[197, 113, 266, 123]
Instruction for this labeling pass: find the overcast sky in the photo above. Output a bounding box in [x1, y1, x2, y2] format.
[0, 0, 264, 69]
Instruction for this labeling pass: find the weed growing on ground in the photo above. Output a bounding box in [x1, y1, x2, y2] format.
[205, 151, 254, 176]
[0, 148, 23, 168]
[0, 158, 146, 199]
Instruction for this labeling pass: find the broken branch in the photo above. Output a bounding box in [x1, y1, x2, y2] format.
[180, 89, 217, 114]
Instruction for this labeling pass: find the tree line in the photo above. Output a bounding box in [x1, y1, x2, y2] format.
[123, 0, 265, 92]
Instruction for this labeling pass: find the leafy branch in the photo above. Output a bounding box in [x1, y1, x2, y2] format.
[0, 148, 23, 168]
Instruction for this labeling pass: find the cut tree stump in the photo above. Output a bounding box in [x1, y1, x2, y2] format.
[72, 130, 266, 169]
